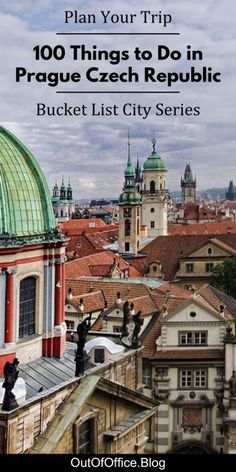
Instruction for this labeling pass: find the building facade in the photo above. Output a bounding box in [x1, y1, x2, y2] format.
[119, 138, 168, 256]
[0, 126, 67, 375]
[181, 163, 196, 205]
[52, 179, 75, 223]
[142, 291, 232, 453]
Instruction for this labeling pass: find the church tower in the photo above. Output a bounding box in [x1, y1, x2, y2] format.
[181, 163, 196, 205]
[118, 137, 141, 256]
[141, 138, 168, 237]
[60, 178, 66, 200]
[67, 180, 73, 201]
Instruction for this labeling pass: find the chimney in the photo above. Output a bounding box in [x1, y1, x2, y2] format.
[219, 304, 225, 317]
[162, 303, 168, 316]
[116, 291, 122, 305]
[79, 298, 84, 312]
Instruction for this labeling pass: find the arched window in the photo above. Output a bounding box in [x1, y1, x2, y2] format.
[19, 277, 36, 338]
[150, 180, 155, 192]
[125, 218, 131, 236]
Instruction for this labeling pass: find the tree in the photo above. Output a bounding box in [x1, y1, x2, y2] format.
[211, 257, 236, 298]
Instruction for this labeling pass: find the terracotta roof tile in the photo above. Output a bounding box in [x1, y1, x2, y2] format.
[67, 291, 105, 313]
[91, 316, 104, 331]
[151, 349, 224, 360]
[127, 295, 158, 316]
[65, 250, 140, 278]
[142, 317, 162, 358]
[168, 222, 236, 236]
[153, 283, 191, 299]
[65, 278, 152, 307]
[199, 284, 236, 320]
[142, 234, 236, 280]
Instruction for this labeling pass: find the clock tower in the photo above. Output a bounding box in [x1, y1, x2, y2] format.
[118, 137, 141, 256]
[142, 138, 168, 237]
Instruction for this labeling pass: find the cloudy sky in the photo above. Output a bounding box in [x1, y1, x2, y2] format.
[0, 0, 235, 198]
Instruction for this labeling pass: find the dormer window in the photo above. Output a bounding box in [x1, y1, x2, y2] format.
[179, 331, 207, 346]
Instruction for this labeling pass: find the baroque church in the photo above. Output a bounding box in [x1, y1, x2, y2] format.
[0, 126, 67, 374]
[52, 178, 75, 222]
[118, 137, 169, 256]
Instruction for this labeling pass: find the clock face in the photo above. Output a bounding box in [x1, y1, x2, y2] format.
[124, 208, 131, 217]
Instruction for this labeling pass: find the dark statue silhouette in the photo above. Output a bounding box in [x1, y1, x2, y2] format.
[75, 314, 92, 376]
[229, 370, 236, 397]
[122, 300, 130, 337]
[2, 358, 19, 411]
[131, 311, 143, 348]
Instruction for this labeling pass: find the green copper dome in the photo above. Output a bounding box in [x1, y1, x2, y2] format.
[0, 126, 56, 238]
[119, 190, 141, 204]
[143, 139, 166, 171]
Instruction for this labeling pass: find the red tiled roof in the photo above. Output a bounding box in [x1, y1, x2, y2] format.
[123, 256, 147, 275]
[67, 291, 105, 313]
[61, 218, 108, 234]
[91, 316, 104, 331]
[168, 222, 236, 236]
[199, 284, 234, 320]
[65, 250, 141, 279]
[86, 229, 118, 249]
[65, 278, 152, 307]
[151, 349, 224, 360]
[142, 234, 236, 280]
[153, 283, 191, 299]
[127, 295, 158, 317]
[65, 228, 118, 258]
[142, 317, 162, 358]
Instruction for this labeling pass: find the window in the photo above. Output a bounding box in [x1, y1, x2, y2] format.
[152, 265, 157, 272]
[184, 284, 193, 291]
[179, 331, 207, 346]
[186, 263, 194, 273]
[124, 208, 131, 218]
[142, 365, 151, 388]
[94, 348, 105, 363]
[205, 263, 214, 272]
[66, 320, 74, 330]
[125, 242, 130, 252]
[179, 369, 207, 388]
[113, 325, 122, 333]
[150, 181, 155, 192]
[151, 207, 155, 213]
[189, 311, 196, 318]
[151, 221, 155, 229]
[207, 247, 213, 255]
[137, 219, 140, 235]
[19, 277, 36, 338]
[78, 420, 93, 454]
[137, 207, 140, 217]
[125, 218, 131, 236]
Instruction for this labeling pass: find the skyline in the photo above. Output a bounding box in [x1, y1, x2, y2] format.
[0, 0, 235, 198]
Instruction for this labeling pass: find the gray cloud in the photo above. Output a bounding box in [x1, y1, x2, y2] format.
[0, 0, 236, 197]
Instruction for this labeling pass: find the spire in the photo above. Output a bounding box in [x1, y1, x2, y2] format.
[152, 137, 156, 153]
[60, 176, 66, 199]
[127, 128, 131, 166]
[67, 178, 73, 200]
[124, 131, 135, 182]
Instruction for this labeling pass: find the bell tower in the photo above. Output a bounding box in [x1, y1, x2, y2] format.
[181, 163, 196, 205]
[118, 135, 141, 256]
[141, 138, 168, 237]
